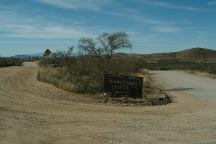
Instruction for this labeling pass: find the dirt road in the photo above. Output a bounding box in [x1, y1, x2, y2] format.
[154, 71, 216, 100]
[0, 63, 216, 144]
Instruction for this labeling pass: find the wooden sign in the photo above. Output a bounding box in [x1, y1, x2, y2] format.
[104, 74, 143, 98]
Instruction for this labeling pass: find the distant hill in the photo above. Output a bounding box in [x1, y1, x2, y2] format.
[142, 48, 216, 63]
[176, 48, 216, 59]
[12, 53, 43, 59]
[117, 48, 216, 63]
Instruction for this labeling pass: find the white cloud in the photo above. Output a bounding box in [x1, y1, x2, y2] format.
[109, 11, 167, 25]
[0, 10, 95, 39]
[108, 10, 183, 33]
[35, 0, 112, 10]
[153, 27, 183, 33]
[3, 24, 90, 39]
[137, 0, 208, 11]
[208, 1, 216, 6]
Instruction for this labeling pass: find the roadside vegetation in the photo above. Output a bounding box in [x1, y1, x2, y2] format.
[38, 32, 170, 105]
[0, 57, 23, 67]
[38, 32, 142, 93]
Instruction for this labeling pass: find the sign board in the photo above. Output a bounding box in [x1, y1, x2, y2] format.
[104, 74, 143, 98]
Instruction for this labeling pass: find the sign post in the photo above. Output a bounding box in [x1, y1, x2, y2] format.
[104, 74, 143, 98]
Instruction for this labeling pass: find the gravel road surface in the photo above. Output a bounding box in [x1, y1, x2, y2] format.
[153, 71, 216, 100]
[0, 63, 216, 144]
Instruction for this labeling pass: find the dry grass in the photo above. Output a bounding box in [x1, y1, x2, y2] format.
[38, 66, 171, 106]
[38, 67, 164, 95]
[37, 67, 75, 92]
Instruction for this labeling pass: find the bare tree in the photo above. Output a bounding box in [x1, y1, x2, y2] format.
[78, 38, 98, 56]
[55, 47, 74, 74]
[98, 32, 132, 60]
[77, 32, 132, 60]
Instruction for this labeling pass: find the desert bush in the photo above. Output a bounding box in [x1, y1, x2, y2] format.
[0, 58, 23, 67]
[38, 32, 144, 94]
[39, 55, 144, 93]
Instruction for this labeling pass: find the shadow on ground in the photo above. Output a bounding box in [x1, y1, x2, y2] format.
[166, 88, 194, 92]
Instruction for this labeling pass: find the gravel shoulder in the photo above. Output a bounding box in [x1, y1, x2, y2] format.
[0, 63, 216, 144]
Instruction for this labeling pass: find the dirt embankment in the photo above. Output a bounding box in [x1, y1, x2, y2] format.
[0, 62, 216, 144]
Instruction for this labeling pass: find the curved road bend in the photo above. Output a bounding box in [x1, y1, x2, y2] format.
[0, 63, 216, 144]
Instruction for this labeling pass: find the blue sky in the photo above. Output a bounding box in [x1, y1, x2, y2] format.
[0, 0, 216, 56]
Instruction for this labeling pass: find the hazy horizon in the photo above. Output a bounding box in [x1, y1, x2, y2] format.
[1, 0, 216, 56]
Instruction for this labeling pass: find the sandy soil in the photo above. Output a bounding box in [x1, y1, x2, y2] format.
[0, 62, 216, 144]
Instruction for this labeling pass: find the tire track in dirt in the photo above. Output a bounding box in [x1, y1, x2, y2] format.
[0, 62, 216, 144]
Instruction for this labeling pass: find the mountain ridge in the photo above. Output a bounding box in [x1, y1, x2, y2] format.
[142, 47, 216, 62]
